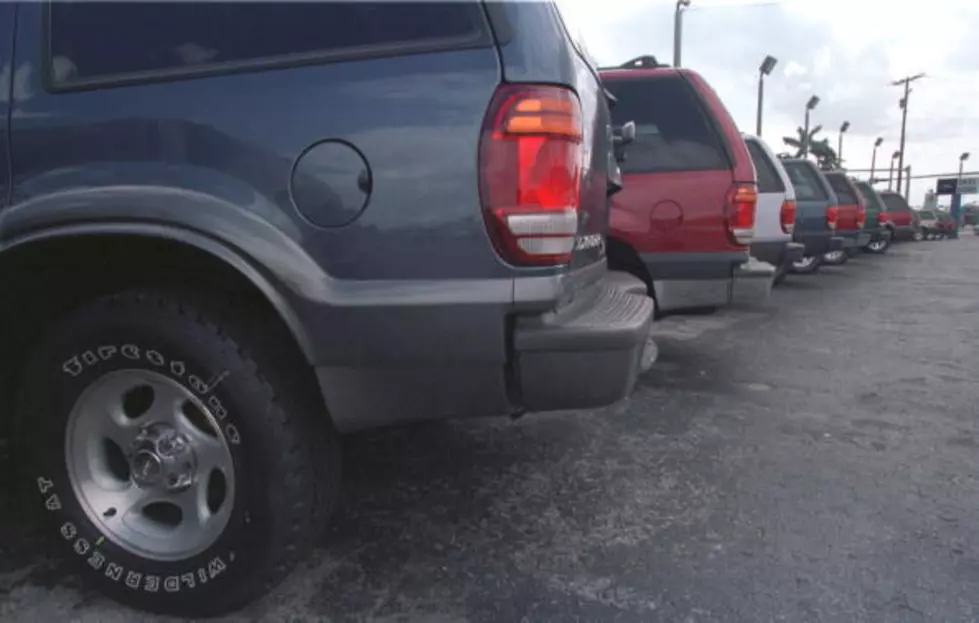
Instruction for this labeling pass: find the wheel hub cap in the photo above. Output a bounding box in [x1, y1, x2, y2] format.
[64, 369, 235, 561]
[129, 423, 196, 491]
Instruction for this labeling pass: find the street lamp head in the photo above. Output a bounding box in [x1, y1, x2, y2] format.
[759, 55, 777, 76]
[874, 137, 884, 147]
[961, 152, 970, 162]
[891, 150, 901, 160]
[806, 95, 820, 110]
[840, 121, 850, 133]
[677, 0, 691, 7]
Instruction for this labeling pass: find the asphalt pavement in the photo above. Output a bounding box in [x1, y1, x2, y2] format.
[3, 236, 979, 622]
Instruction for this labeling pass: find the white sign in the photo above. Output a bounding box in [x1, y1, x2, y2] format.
[959, 178, 978, 195]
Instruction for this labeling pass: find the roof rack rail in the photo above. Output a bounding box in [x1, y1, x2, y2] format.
[620, 55, 668, 69]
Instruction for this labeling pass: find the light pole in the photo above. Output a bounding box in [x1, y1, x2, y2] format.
[756, 55, 777, 137]
[891, 73, 925, 194]
[888, 150, 900, 190]
[870, 137, 883, 183]
[959, 152, 970, 180]
[673, 0, 691, 68]
[836, 121, 849, 168]
[802, 95, 819, 158]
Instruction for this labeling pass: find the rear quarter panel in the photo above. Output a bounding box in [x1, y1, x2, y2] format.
[744, 135, 790, 244]
[603, 68, 747, 256]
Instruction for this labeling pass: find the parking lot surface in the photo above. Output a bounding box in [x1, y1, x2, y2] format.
[3, 237, 979, 622]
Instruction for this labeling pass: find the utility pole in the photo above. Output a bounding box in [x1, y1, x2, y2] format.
[673, 0, 691, 67]
[905, 166, 911, 200]
[891, 73, 925, 195]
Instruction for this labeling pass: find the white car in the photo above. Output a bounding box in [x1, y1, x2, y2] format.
[742, 134, 805, 284]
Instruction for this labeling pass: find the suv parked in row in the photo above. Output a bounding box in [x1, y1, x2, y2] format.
[851, 179, 892, 253]
[779, 158, 845, 274]
[0, 2, 654, 616]
[743, 134, 803, 284]
[917, 209, 940, 238]
[822, 171, 869, 265]
[879, 190, 920, 241]
[602, 56, 774, 316]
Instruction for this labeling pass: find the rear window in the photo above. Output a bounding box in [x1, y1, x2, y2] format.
[783, 162, 829, 201]
[825, 173, 858, 204]
[605, 75, 728, 174]
[881, 193, 912, 212]
[48, 2, 485, 86]
[918, 210, 936, 219]
[745, 139, 785, 193]
[854, 182, 884, 212]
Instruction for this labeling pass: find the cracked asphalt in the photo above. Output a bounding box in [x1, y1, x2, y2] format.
[3, 235, 979, 622]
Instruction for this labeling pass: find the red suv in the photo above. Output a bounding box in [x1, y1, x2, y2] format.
[878, 190, 920, 241]
[602, 56, 772, 315]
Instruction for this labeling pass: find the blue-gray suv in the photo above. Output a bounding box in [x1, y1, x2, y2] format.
[0, 2, 653, 616]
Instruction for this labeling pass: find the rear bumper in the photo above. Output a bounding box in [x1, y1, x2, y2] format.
[315, 268, 654, 432]
[796, 231, 845, 255]
[751, 240, 804, 268]
[638, 249, 777, 312]
[514, 271, 655, 411]
[730, 256, 777, 306]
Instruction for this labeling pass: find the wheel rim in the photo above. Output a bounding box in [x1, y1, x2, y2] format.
[824, 251, 844, 262]
[65, 369, 235, 561]
[868, 240, 886, 251]
[793, 256, 816, 270]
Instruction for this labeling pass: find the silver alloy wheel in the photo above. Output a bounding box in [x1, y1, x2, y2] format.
[913, 231, 924, 241]
[867, 239, 887, 252]
[792, 255, 816, 270]
[65, 369, 235, 561]
[823, 250, 845, 263]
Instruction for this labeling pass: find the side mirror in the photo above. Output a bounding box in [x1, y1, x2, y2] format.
[612, 121, 636, 163]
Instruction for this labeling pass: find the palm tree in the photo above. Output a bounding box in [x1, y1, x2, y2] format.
[782, 125, 823, 158]
[810, 139, 841, 170]
[782, 125, 842, 170]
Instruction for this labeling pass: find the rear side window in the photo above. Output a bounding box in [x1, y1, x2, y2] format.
[881, 193, 912, 212]
[745, 139, 785, 193]
[783, 162, 828, 201]
[825, 173, 858, 204]
[605, 76, 728, 174]
[854, 182, 884, 211]
[48, 2, 485, 87]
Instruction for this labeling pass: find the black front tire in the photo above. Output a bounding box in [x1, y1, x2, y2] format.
[14, 290, 339, 617]
[791, 255, 822, 274]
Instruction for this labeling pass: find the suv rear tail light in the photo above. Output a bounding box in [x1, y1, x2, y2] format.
[826, 205, 839, 230]
[856, 206, 867, 228]
[726, 184, 757, 245]
[780, 199, 796, 234]
[479, 84, 583, 266]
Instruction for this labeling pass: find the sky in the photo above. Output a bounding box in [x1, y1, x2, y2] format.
[556, 0, 979, 206]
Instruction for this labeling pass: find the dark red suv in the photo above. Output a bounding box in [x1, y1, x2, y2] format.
[601, 56, 772, 316]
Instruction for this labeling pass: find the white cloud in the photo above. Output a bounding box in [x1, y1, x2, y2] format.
[556, 0, 979, 205]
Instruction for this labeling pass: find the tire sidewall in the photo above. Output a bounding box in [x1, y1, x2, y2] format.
[17, 300, 277, 613]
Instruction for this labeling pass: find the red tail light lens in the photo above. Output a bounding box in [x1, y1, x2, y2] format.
[479, 85, 583, 266]
[726, 184, 757, 245]
[826, 205, 839, 230]
[856, 206, 867, 228]
[780, 199, 797, 234]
